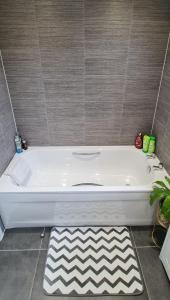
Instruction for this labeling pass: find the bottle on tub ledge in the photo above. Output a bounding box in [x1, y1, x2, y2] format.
[21, 139, 28, 150]
[148, 135, 156, 154]
[142, 134, 150, 153]
[135, 132, 143, 149]
[14, 134, 23, 153]
[142, 134, 156, 154]
[14, 135, 28, 153]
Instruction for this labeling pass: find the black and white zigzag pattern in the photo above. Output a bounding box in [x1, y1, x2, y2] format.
[43, 226, 143, 296]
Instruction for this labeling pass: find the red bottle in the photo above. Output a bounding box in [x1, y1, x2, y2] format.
[135, 133, 143, 149]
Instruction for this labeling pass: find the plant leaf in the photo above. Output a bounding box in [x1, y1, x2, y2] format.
[150, 188, 166, 205]
[154, 180, 169, 190]
[164, 209, 170, 222]
[165, 176, 170, 187]
[161, 196, 170, 222]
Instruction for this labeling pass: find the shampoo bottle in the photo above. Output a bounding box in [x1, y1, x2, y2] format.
[148, 135, 156, 154]
[135, 133, 143, 149]
[15, 135, 23, 153]
[143, 135, 150, 153]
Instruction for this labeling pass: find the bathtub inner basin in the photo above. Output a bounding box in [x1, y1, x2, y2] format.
[5, 146, 153, 188]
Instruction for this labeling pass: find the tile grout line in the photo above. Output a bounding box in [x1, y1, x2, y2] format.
[28, 227, 45, 300]
[0, 249, 44, 252]
[135, 245, 158, 249]
[0, 245, 157, 252]
[130, 226, 151, 300]
[28, 246, 41, 300]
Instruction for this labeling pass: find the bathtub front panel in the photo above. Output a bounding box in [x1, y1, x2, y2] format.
[0, 191, 154, 228]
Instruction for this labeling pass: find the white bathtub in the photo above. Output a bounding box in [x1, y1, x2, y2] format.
[0, 146, 168, 228]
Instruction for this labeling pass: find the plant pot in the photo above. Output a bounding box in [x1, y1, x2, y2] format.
[152, 225, 167, 248]
[152, 205, 169, 248]
[157, 203, 169, 229]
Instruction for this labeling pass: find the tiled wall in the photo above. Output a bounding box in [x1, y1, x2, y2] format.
[0, 0, 170, 146]
[153, 43, 170, 174]
[0, 54, 16, 175]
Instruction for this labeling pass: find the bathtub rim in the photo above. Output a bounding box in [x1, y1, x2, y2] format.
[0, 145, 168, 193]
[0, 178, 161, 193]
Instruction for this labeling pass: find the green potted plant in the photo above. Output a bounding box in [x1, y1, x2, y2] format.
[150, 176, 170, 247]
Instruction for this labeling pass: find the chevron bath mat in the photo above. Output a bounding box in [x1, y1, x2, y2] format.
[43, 226, 143, 296]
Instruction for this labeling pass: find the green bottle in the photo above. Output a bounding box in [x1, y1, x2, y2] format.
[143, 135, 150, 153]
[148, 135, 156, 154]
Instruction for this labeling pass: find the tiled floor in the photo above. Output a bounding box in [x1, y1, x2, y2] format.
[0, 226, 169, 300]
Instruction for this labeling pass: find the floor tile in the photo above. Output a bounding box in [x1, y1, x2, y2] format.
[137, 247, 170, 300]
[89, 292, 149, 300]
[0, 250, 38, 300]
[131, 226, 155, 247]
[30, 250, 90, 300]
[0, 228, 43, 250]
[41, 227, 51, 249]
